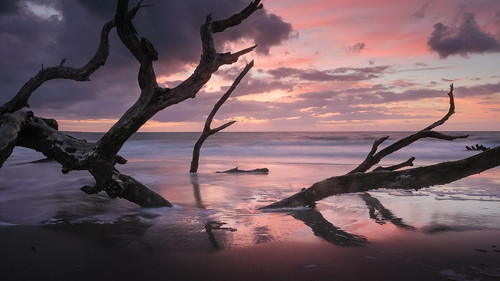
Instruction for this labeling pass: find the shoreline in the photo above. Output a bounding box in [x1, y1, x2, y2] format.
[2, 225, 499, 281]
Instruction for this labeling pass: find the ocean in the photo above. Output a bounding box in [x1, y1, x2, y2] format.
[1, 131, 500, 280]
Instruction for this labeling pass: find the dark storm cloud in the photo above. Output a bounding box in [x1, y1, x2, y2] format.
[427, 12, 500, 58]
[0, 0, 293, 122]
[267, 65, 391, 82]
[0, 0, 19, 15]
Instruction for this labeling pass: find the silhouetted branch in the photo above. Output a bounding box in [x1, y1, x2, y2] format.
[0, 1, 261, 207]
[190, 61, 254, 173]
[261, 146, 500, 209]
[349, 84, 468, 174]
[373, 157, 415, 172]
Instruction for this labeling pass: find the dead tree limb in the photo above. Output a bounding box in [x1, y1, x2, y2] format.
[0, 111, 31, 167]
[261, 145, 500, 209]
[216, 167, 269, 174]
[0, 1, 262, 207]
[349, 84, 468, 174]
[261, 85, 499, 209]
[190, 61, 254, 173]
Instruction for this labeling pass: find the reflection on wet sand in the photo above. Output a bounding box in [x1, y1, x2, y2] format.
[205, 221, 237, 251]
[359, 192, 415, 230]
[190, 173, 205, 209]
[289, 208, 367, 246]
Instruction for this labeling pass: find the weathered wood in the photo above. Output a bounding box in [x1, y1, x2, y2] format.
[261, 146, 500, 209]
[348, 84, 468, 174]
[0, 111, 30, 167]
[0, 1, 262, 207]
[190, 61, 254, 173]
[216, 167, 269, 174]
[261, 84, 490, 209]
[96, 2, 259, 160]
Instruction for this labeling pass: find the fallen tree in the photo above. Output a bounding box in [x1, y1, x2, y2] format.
[0, 0, 263, 207]
[261, 85, 500, 209]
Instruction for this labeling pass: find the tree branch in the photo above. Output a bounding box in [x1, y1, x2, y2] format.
[211, 0, 263, 33]
[0, 1, 262, 208]
[261, 146, 500, 209]
[0, 111, 30, 167]
[348, 84, 468, 174]
[373, 157, 415, 172]
[190, 61, 254, 173]
[261, 84, 495, 209]
[0, 19, 115, 115]
[97, 3, 259, 160]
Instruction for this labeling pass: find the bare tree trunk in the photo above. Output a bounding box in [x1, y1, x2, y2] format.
[190, 61, 254, 173]
[0, 0, 263, 207]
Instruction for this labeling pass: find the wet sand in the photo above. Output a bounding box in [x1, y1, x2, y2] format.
[2, 225, 499, 281]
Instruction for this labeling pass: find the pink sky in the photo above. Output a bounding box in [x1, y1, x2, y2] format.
[147, 0, 500, 132]
[1, 0, 499, 132]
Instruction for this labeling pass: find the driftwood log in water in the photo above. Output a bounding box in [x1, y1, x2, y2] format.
[0, 0, 263, 207]
[261, 85, 500, 209]
[216, 167, 270, 174]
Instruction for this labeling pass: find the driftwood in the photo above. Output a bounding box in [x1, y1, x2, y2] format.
[190, 62, 254, 173]
[216, 167, 270, 174]
[0, 0, 263, 207]
[466, 144, 490, 151]
[261, 85, 500, 209]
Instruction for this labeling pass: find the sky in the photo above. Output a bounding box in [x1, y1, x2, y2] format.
[0, 0, 499, 132]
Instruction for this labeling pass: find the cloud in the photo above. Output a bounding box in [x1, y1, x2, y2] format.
[222, 12, 293, 55]
[267, 65, 391, 82]
[0, 0, 19, 15]
[346, 42, 365, 54]
[411, 1, 431, 20]
[427, 12, 500, 58]
[0, 0, 293, 122]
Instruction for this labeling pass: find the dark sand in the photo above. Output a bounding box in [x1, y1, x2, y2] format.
[2, 225, 499, 281]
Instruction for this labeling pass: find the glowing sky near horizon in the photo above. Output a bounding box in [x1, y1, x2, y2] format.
[0, 0, 499, 132]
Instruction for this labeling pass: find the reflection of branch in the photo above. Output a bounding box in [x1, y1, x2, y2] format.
[189, 174, 205, 209]
[359, 192, 415, 230]
[290, 209, 367, 247]
[253, 226, 275, 244]
[205, 221, 237, 251]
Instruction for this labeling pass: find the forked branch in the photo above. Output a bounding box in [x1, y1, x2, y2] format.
[349, 84, 468, 174]
[261, 85, 492, 209]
